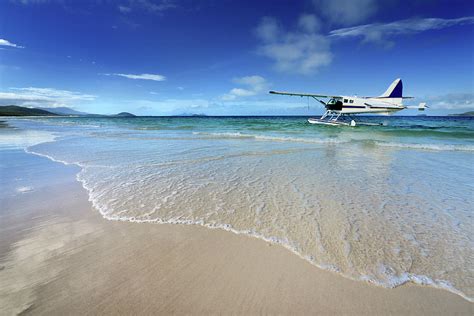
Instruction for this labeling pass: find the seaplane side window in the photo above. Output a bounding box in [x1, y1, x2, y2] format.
[328, 98, 336, 105]
[349, 99, 354, 103]
[344, 99, 348, 103]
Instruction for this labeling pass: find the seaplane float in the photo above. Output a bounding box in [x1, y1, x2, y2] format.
[270, 78, 427, 126]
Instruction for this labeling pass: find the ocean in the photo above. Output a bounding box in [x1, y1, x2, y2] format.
[1, 115, 473, 301]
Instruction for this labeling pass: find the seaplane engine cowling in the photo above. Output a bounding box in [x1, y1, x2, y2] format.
[326, 100, 343, 111]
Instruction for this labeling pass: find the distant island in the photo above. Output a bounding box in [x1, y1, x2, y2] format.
[113, 112, 136, 117]
[448, 111, 474, 117]
[0, 105, 135, 117]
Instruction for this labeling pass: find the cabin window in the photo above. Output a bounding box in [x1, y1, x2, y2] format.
[344, 99, 348, 103]
[349, 99, 354, 103]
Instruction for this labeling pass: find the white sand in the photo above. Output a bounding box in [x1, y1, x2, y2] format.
[0, 151, 472, 315]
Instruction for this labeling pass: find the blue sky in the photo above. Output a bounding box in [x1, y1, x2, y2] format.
[0, 0, 473, 115]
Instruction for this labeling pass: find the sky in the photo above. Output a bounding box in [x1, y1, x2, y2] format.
[0, 0, 473, 116]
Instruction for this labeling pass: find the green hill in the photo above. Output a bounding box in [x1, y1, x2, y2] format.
[0, 105, 58, 116]
[36, 106, 89, 116]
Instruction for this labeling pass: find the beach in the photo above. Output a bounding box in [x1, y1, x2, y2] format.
[1, 147, 472, 315]
[0, 116, 473, 314]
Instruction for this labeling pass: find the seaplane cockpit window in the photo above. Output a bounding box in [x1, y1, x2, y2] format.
[327, 98, 336, 105]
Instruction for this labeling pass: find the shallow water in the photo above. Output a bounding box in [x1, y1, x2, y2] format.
[1, 116, 473, 300]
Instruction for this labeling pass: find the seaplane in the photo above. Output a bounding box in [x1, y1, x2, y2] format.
[269, 78, 427, 126]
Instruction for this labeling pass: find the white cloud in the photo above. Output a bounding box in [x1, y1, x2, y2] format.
[104, 73, 166, 81]
[312, 0, 377, 26]
[221, 75, 269, 101]
[255, 15, 331, 75]
[233, 75, 267, 91]
[298, 14, 321, 33]
[118, 5, 131, 13]
[0, 87, 96, 108]
[255, 16, 280, 42]
[126, 0, 177, 13]
[12, 0, 50, 4]
[0, 39, 24, 49]
[425, 92, 474, 110]
[143, 0, 177, 12]
[228, 88, 255, 97]
[330, 17, 474, 45]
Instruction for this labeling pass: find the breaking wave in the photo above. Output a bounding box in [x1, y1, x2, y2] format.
[192, 131, 348, 144]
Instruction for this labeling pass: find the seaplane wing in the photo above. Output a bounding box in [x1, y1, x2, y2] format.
[362, 96, 414, 99]
[269, 90, 340, 99]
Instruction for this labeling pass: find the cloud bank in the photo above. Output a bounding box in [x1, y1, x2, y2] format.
[132, 98, 211, 115]
[0, 87, 96, 108]
[255, 14, 474, 74]
[425, 92, 474, 110]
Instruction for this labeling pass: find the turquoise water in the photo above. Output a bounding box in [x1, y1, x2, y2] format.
[1, 116, 473, 300]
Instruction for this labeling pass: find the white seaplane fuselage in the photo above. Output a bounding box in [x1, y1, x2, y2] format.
[324, 95, 405, 115]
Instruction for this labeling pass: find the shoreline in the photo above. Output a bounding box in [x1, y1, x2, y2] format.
[25, 146, 473, 303]
[1, 148, 473, 314]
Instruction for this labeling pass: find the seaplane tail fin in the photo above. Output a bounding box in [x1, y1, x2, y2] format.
[380, 78, 403, 98]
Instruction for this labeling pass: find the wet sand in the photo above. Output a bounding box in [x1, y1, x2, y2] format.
[0, 150, 472, 315]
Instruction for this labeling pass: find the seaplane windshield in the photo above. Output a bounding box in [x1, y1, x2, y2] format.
[327, 98, 337, 105]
